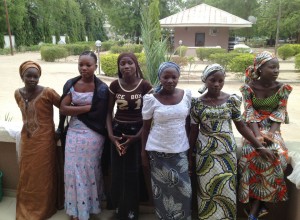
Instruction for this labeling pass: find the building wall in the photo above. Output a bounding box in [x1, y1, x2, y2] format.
[173, 27, 229, 56]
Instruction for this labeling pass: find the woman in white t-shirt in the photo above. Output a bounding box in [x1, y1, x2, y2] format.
[142, 62, 192, 220]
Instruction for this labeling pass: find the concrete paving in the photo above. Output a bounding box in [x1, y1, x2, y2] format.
[0, 51, 299, 220]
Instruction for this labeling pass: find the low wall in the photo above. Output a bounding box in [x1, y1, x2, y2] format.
[0, 126, 299, 219]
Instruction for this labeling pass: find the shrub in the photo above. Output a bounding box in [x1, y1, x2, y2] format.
[101, 53, 146, 77]
[232, 47, 252, 54]
[101, 54, 119, 77]
[17, 45, 42, 52]
[247, 38, 266, 48]
[0, 48, 12, 55]
[110, 44, 143, 54]
[170, 56, 188, 68]
[101, 41, 115, 51]
[40, 46, 68, 62]
[291, 44, 300, 55]
[64, 44, 91, 56]
[196, 48, 226, 61]
[208, 53, 240, 69]
[277, 44, 295, 60]
[228, 53, 255, 79]
[295, 54, 300, 70]
[174, 46, 188, 57]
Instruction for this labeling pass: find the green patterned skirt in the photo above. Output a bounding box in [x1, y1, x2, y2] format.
[196, 152, 237, 220]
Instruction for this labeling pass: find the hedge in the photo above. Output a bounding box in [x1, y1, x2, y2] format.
[110, 44, 143, 54]
[228, 53, 255, 79]
[101, 53, 146, 77]
[174, 46, 188, 57]
[64, 44, 91, 56]
[40, 46, 68, 62]
[196, 48, 226, 61]
[208, 53, 240, 69]
[277, 44, 295, 60]
[295, 54, 300, 70]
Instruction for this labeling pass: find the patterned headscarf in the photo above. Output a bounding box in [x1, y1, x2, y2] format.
[117, 52, 143, 78]
[198, 63, 225, 94]
[19, 61, 42, 78]
[156, 62, 180, 92]
[244, 51, 276, 84]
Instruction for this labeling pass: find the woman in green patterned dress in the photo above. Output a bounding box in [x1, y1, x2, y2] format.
[238, 51, 293, 220]
[189, 64, 274, 220]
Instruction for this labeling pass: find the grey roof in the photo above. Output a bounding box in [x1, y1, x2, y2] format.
[160, 3, 252, 29]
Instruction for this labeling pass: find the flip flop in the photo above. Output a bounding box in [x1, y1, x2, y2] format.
[248, 214, 258, 220]
[258, 206, 269, 218]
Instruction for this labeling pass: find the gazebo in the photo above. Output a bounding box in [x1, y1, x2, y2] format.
[160, 3, 252, 56]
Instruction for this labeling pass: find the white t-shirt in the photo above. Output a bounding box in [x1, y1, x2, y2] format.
[142, 89, 192, 153]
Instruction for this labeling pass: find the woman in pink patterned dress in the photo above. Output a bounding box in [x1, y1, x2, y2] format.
[60, 51, 109, 220]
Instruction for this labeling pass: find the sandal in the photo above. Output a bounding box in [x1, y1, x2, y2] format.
[258, 206, 269, 218]
[248, 214, 258, 220]
[244, 205, 268, 218]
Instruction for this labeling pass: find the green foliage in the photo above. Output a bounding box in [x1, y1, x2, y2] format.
[170, 56, 188, 68]
[17, 45, 42, 52]
[232, 48, 252, 54]
[40, 46, 68, 62]
[0, 33, 4, 49]
[174, 46, 188, 57]
[141, 3, 169, 87]
[277, 44, 295, 60]
[101, 54, 119, 77]
[228, 53, 255, 78]
[0, 48, 12, 55]
[0, 0, 106, 47]
[101, 41, 116, 51]
[208, 53, 241, 69]
[149, 0, 161, 41]
[196, 48, 227, 61]
[110, 44, 143, 54]
[247, 38, 267, 48]
[64, 44, 92, 56]
[295, 54, 300, 70]
[290, 44, 300, 55]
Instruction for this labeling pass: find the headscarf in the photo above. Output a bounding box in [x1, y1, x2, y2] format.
[117, 52, 143, 78]
[244, 51, 276, 84]
[198, 63, 225, 94]
[155, 61, 180, 92]
[19, 60, 42, 78]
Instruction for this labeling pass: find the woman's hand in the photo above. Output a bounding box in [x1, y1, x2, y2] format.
[109, 135, 124, 156]
[256, 147, 277, 161]
[260, 132, 275, 146]
[256, 136, 266, 145]
[118, 134, 138, 155]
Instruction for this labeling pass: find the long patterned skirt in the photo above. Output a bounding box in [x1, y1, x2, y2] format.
[148, 151, 192, 220]
[238, 131, 288, 203]
[64, 119, 105, 220]
[196, 152, 237, 220]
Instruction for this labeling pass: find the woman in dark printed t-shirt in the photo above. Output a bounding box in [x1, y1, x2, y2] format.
[106, 52, 153, 220]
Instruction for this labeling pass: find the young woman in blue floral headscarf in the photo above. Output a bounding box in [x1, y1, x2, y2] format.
[189, 63, 270, 220]
[238, 51, 293, 220]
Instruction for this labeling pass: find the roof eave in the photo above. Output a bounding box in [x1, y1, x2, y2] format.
[160, 24, 252, 28]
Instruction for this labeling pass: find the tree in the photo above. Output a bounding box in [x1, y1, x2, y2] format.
[141, 0, 169, 86]
[0, 0, 107, 47]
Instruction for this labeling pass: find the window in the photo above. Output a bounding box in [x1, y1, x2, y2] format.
[195, 33, 205, 46]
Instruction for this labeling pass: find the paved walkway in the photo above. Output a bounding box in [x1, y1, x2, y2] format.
[0, 51, 299, 220]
